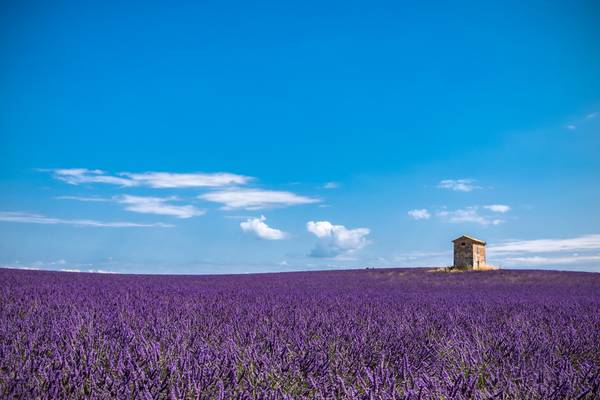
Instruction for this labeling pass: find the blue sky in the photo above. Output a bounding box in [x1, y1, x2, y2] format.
[1, 0, 599, 273]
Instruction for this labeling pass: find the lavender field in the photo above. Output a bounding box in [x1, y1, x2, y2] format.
[1, 268, 599, 399]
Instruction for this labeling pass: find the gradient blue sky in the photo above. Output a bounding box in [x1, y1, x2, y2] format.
[1, 0, 599, 273]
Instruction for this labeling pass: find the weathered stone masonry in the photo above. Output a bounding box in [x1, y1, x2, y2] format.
[453, 235, 486, 269]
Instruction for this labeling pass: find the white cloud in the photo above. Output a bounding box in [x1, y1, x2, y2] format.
[1, 260, 118, 273]
[306, 220, 370, 258]
[49, 168, 134, 186]
[43, 168, 251, 188]
[565, 111, 598, 131]
[122, 171, 252, 188]
[118, 195, 204, 218]
[240, 215, 287, 240]
[200, 189, 320, 210]
[323, 182, 340, 189]
[56, 196, 108, 202]
[489, 234, 600, 254]
[483, 204, 511, 213]
[1, 266, 41, 271]
[408, 209, 431, 220]
[0, 211, 173, 228]
[437, 179, 478, 192]
[436, 207, 503, 226]
[501, 254, 600, 266]
[58, 195, 205, 219]
[57, 267, 119, 273]
[88, 269, 118, 274]
[411, 204, 511, 225]
[392, 251, 450, 268]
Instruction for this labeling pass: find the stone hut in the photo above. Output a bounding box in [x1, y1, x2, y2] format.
[452, 235, 486, 269]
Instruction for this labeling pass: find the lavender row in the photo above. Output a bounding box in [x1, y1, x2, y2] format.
[1, 268, 599, 399]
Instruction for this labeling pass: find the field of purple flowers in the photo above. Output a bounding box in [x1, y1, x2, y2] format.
[1, 268, 599, 399]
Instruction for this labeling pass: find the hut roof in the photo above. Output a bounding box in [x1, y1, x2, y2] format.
[452, 235, 486, 245]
